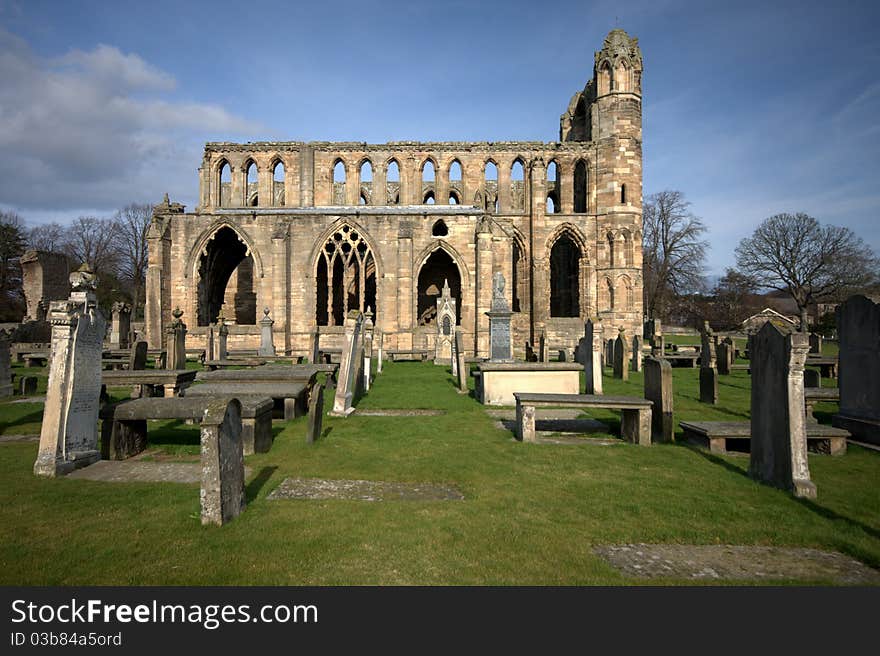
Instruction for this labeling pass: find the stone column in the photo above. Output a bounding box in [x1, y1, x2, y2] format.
[559, 163, 574, 214]
[34, 266, 105, 477]
[396, 223, 413, 350]
[750, 323, 816, 499]
[299, 146, 314, 207]
[497, 161, 511, 214]
[528, 158, 546, 342]
[258, 307, 276, 356]
[109, 301, 131, 349]
[200, 398, 246, 526]
[271, 226, 290, 354]
[475, 218, 493, 357]
[166, 307, 187, 371]
[643, 356, 673, 443]
[145, 219, 171, 349]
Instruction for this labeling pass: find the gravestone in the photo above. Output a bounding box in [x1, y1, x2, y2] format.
[699, 321, 718, 404]
[435, 280, 456, 365]
[613, 327, 629, 381]
[166, 307, 187, 370]
[258, 307, 276, 356]
[109, 302, 132, 349]
[717, 341, 730, 375]
[539, 331, 549, 363]
[455, 331, 468, 394]
[128, 340, 148, 371]
[217, 316, 229, 361]
[155, 351, 167, 369]
[605, 338, 615, 370]
[804, 368, 820, 388]
[645, 318, 664, 356]
[205, 324, 216, 362]
[644, 356, 673, 443]
[330, 310, 365, 416]
[200, 398, 246, 526]
[486, 272, 513, 362]
[579, 318, 603, 395]
[750, 322, 816, 499]
[33, 266, 106, 477]
[0, 332, 12, 397]
[451, 327, 459, 377]
[631, 335, 643, 372]
[809, 333, 822, 355]
[19, 375, 38, 396]
[306, 385, 324, 443]
[833, 295, 880, 445]
[363, 308, 374, 392]
[309, 329, 320, 365]
[375, 329, 383, 374]
[525, 341, 535, 362]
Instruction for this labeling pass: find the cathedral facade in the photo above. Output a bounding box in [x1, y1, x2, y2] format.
[145, 29, 644, 357]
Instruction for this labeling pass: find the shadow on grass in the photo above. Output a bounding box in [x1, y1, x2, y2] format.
[691, 444, 880, 542]
[246, 465, 277, 502]
[0, 408, 44, 432]
[321, 426, 333, 439]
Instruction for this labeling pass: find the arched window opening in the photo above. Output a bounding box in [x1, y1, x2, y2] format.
[599, 60, 613, 94]
[546, 193, 559, 214]
[197, 227, 257, 326]
[246, 160, 258, 207]
[432, 220, 448, 237]
[417, 250, 461, 326]
[607, 232, 616, 267]
[484, 161, 498, 181]
[272, 160, 285, 206]
[511, 159, 525, 212]
[511, 160, 524, 180]
[359, 160, 373, 206]
[332, 160, 346, 204]
[574, 160, 588, 213]
[424, 191, 435, 204]
[616, 60, 630, 92]
[572, 97, 588, 141]
[359, 192, 368, 205]
[359, 160, 373, 181]
[448, 191, 459, 205]
[547, 160, 558, 182]
[620, 183, 627, 204]
[422, 160, 436, 182]
[218, 161, 232, 207]
[617, 276, 633, 310]
[449, 160, 462, 181]
[550, 234, 580, 317]
[386, 159, 400, 204]
[315, 224, 376, 327]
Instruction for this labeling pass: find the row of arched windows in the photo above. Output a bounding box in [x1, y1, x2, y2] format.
[216, 158, 286, 208]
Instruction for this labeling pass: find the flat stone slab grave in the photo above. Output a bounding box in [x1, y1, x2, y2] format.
[267, 477, 464, 501]
[486, 408, 614, 444]
[66, 459, 254, 484]
[594, 544, 880, 584]
[680, 420, 849, 455]
[354, 409, 445, 416]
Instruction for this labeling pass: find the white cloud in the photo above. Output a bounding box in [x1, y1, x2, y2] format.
[0, 28, 261, 218]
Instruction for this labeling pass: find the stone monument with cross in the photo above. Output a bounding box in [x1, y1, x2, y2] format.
[435, 279, 456, 365]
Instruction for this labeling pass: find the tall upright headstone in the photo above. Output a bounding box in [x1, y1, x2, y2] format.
[579, 318, 603, 395]
[613, 327, 629, 381]
[205, 324, 216, 362]
[631, 335, 643, 373]
[331, 310, 364, 416]
[454, 330, 468, 394]
[166, 307, 187, 370]
[605, 338, 615, 370]
[717, 336, 734, 375]
[750, 323, 816, 499]
[375, 328, 383, 374]
[699, 321, 718, 404]
[363, 308, 374, 392]
[216, 316, 228, 361]
[109, 301, 132, 349]
[309, 329, 320, 365]
[539, 330, 549, 363]
[200, 398, 246, 526]
[833, 295, 880, 445]
[809, 333, 822, 355]
[450, 326, 459, 377]
[258, 307, 276, 356]
[0, 332, 12, 398]
[643, 356, 673, 443]
[128, 340, 148, 371]
[306, 384, 324, 443]
[486, 272, 513, 362]
[435, 280, 456, 365]
[33, 265, 105, 477]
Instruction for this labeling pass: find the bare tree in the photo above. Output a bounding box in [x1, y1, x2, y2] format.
[114, 203, 152, 318]
[0, 210, 26, 318]
[735, 213, 878, 331]
[642, 190, 709, 320]
[711, 267, 761, 329]
[62, 215, 121, 276]
[26, 222, 67, 252]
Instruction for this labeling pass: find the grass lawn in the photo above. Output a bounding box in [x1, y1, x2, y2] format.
[0, 358, 877, 585]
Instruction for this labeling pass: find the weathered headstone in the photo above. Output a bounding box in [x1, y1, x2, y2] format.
[539, 331, 549, 363]
[451, 327, 459, 376]
[643, 356, 673, 443]
[330, 310, 364, 416]
[258, 307, 276, 356]
[486, 272, 513, 362]
[613, 327, 629, 381]
[435, 280, 456, 365]
[717, 341, 730, 375]
[19, 375, 38, 396]
[0, 332, 12, 397]
[631, 335, 643, 373]
[645, 318, 664, 356]
[33, 266, 106, 477]
[580, 318, 603, 395]
[216, 315, 228, 361]
[200, 398, 246, 526]
[833, 295, 880, 445]
[525, 341, 535, 362]
[309, 329, 320, 365]
[205, 324, 216, 362]
[363, 308, 374, 392]
[109, 301, 132, 349]
[455, 331, 468, 394]
[804, 368, 820, 388]
[605, 338, 615, 370]
[375, 329, 383, 374]
[809, 333, 822, 355]
[750, 322, 816, 498]
[306, 385, 324, 443]
[699, 321, 718, 404]
[166, 307, 187, 370]
[128, 340, 148, 371]
[155, 351, 167, 369]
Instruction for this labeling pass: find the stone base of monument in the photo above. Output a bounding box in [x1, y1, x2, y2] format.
[680, 420, 849, 456]
[473, 363, 581, 406]
[33, 449, 101, 477]
[832, 414, 880, 446]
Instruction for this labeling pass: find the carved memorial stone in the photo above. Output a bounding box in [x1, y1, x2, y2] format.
[200, 398, 246, 526]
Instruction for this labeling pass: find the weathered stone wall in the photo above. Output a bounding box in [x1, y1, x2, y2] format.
[20, 250, 70, 321]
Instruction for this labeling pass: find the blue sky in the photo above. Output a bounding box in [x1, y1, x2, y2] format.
[1, 0, 878, 275]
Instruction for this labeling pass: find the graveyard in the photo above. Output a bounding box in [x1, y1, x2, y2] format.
[1, 322, 878, 585]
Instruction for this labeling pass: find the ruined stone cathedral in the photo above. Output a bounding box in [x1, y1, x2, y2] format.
[145, 29, 643, 357]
